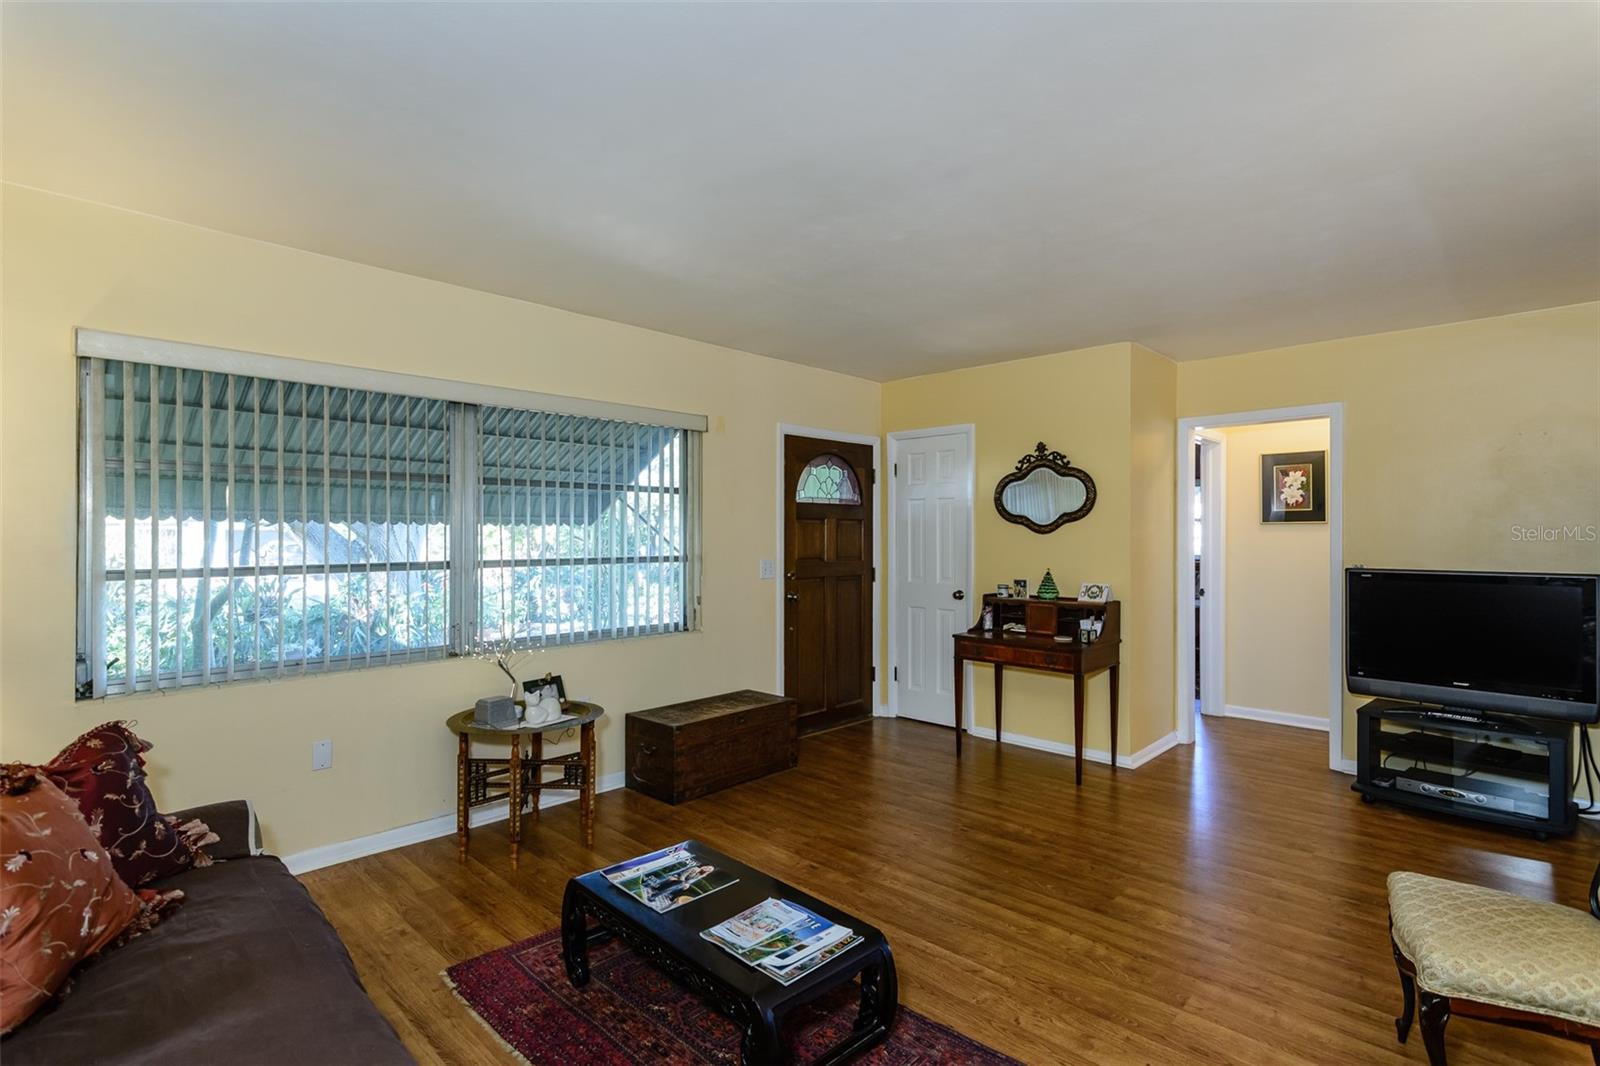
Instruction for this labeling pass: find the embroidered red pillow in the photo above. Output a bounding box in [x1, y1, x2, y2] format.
[0, 765, 181, 1033]
[45, 722, 216, 888]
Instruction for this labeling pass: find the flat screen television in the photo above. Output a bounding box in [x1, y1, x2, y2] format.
[1346, 568, 1599, 723]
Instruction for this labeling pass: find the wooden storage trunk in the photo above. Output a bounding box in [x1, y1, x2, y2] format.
[625, 690, 798, 805]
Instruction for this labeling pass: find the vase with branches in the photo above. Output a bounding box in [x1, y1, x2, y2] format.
[468, 638, 540, 707]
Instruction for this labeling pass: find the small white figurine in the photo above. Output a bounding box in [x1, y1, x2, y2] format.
[524, 692, 563, 726]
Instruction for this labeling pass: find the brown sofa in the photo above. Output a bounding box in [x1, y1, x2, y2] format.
[3, 800, 413, 1065]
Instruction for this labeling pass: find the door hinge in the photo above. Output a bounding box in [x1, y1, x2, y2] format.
[871, 566, 876, 582]
[871, 666, 876, 682]
[892, 462, 897, 477]
[893, 666, 899, 682]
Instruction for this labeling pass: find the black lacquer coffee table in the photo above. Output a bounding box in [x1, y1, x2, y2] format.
[561, 841, 897, 1065]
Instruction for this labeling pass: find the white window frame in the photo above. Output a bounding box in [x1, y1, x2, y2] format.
[75, 329, 706, 699]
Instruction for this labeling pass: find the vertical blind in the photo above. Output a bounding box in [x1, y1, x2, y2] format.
[78, 356, 700, 698]
[476, 409, 694, 646]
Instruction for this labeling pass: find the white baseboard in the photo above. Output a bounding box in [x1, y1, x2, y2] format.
[963, 726, 1180, 770]
[873, 704, 896, 718]
[1128, 731, 1182, 768]
[1223, 704, 1330, 732]
[282, 770, 627, 876]
[1335, 758, 1358, 775]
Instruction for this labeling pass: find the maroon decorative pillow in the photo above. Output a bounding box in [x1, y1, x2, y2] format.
[45, 722, 216, 888]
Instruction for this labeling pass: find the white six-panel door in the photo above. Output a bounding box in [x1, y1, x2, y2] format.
[892, 429, 972, 726]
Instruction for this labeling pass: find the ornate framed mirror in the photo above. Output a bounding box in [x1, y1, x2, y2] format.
[994, 442, 1096, 533]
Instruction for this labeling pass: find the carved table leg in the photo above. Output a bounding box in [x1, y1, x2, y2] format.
[508, 735, 522, 868]
[1392, 939, 1415, 1043]
[812, 943, 899, 1066]
[560, 884, 591, 988]
[740, 1005, 787, 1066]
[530, 733, 542, 823]
[1418, 991, 1450, 1066]
[456, 732, 470, 863]
[858, 944, 899, 1037]
[580, 721, 596, 848]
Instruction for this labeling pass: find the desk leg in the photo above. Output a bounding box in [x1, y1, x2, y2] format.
[580, 721, 596, 848]
[508, 735, 522, 868]
[1073, 669, 1085, 786]
[954, 653, 964, 756]
[994, 663, 1004, 748]
[456, 733, 470, 863]
[1109, 664, 1120, 772]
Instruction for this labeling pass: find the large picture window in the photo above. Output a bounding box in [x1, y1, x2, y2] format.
[77, 350, 700, 698]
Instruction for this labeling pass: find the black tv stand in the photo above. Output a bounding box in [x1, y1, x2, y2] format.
[1353, 699, 1577, 837]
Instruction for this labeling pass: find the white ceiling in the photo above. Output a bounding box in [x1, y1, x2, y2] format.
[4, 2, 1596, 381]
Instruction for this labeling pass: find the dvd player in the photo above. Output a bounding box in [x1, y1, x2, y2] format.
[1374, 767, 1545, 817]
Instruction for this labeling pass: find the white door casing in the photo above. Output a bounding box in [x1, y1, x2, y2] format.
[1196, 431, 1226, 719]
[890, 427, 974, 726]
[1174, 403, 1345, 772]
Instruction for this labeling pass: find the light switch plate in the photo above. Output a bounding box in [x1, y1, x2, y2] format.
[759, 559, 776, 580]
[312, 739, 333, 771]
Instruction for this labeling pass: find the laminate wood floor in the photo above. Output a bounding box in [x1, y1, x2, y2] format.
[301, 717, 1599, 1065]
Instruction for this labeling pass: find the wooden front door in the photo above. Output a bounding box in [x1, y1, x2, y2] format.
[784, 435, 874, 734]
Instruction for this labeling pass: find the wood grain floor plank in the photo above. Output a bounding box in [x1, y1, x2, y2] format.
[302, 716, 1597, 1065]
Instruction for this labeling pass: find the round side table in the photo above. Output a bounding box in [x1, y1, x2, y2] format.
[446, 702, 605, 866]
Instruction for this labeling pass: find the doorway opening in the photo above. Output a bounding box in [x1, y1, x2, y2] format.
[1194, 431, 1225, 723]
[1177, 405, 1345, 771]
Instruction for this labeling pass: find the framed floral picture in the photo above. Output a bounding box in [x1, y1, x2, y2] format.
[1260, 450, 1326, 523]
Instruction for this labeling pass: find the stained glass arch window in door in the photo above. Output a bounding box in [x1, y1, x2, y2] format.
[795, 454, 862, 504]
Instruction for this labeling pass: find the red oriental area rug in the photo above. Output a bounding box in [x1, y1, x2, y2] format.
[443, 928, 1020, 1065]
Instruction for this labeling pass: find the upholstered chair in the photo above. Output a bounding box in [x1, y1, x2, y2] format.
[1386, 858, 1600, 1065]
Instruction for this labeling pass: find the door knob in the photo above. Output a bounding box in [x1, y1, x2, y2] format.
[786, 593, 799, 602]
[952, 590, 965, 600]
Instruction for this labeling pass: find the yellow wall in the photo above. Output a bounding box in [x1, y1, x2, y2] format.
[1180, 303, 1600, 767]
[881, 342, 1178, 758]
[1216, 419, 1331, 720]
[0, 185, 881, 856]
[5, 184, 1595, 857]
[1127, 345, 1177, 751]
[883, 304, 1598, 783]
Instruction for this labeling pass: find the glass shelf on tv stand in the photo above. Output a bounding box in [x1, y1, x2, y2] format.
[1374, 724, 1553, 782]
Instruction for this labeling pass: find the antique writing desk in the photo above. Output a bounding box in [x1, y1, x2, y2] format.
[953, 596, 1121, 784]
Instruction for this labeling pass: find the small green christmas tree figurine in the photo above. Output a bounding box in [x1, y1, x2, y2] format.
[1037, 569, 1059, 599]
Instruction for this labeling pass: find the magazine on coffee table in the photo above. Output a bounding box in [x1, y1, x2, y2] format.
[600, 842, 738, 914]
[763, 931, 862, 986]
[701, 898, 861, 985]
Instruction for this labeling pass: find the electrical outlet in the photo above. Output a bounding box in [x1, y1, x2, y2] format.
[759, 559, 776, 580]
[312, 739, 333, 771]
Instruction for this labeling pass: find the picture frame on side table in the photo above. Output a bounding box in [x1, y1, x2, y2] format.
[523, 672, 567, 705]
